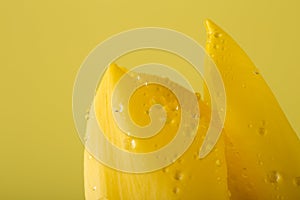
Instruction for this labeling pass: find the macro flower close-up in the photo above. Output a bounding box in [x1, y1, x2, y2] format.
[1, 1, 300, 200]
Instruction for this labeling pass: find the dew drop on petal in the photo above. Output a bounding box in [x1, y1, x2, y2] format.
[174, 171, 184, 181]
[173, 187, 180, 194]
[266, 171, 281, 183]
[92, 186, 97, 191]
[293, 177, 300, 186]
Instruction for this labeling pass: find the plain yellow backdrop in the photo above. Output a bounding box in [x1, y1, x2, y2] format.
[1, 0, 299, 199]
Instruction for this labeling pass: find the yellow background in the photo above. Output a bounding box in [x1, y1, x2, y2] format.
[1, 0, 299, 199]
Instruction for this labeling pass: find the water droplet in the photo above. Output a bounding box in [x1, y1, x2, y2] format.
[178, 158, 183, 164]
[216, 159, 221, 166]
[114, 104, 123, 113]
[258, 160, 263, 165]
[89, 155, 92, 160]
[193, 152, 199, 160]
[258, 127, 267, 135]
[84, 135, 90, 142]
[266, 171, 281, 183]
[85, 108, 90, 120]
[130, 139, 136, 149]
[217, 177, 221, 181]
[123, 138, 134, 149]
[170, 119, 176, 124]
[242, 173, 248, 178]
[192, 113, 200, 119]
[213, 44, 219, 49]
[293, 177, 300, 186]
[214, 32, 222, 38]
[162, 167, 169, 173]
[248, 123, 253, 128]
[136, 75, 140, 80]
[174, 171, 184, 181]
[242, 84, 246, 88]
[254, 70, 260, 75]
[241, 168, 249, 179]
[145, 82, 148, 86]
[173, 187, 180, 194]
[92, 186, 97, 191]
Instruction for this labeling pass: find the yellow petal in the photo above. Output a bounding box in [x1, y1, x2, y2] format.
[205, 19, 300, 200]
[84, 63, 229, 200]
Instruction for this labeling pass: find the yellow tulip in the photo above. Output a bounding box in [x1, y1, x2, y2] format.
[84, 20, 300, 200]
